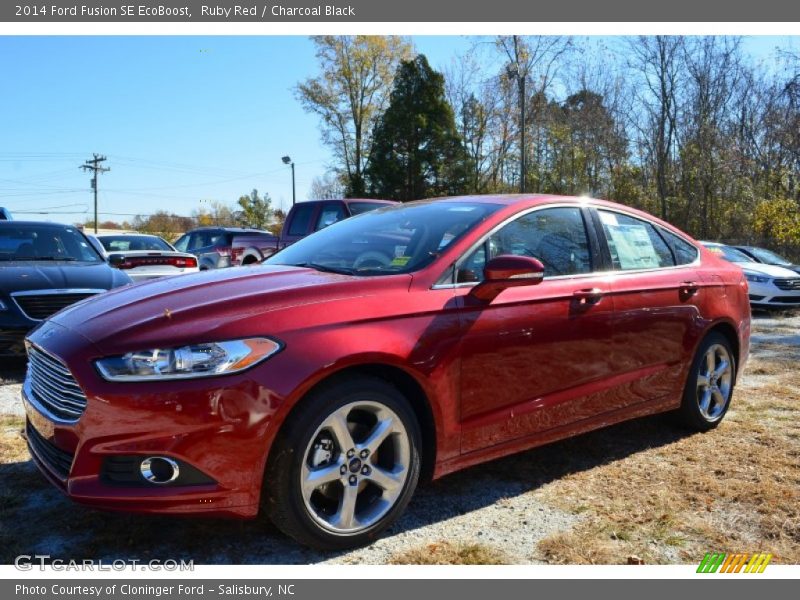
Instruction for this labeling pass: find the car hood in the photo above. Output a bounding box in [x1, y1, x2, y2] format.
[738, 262, 800, 278]
[50, 264, 410, 355]
[0, 261, 130, 295]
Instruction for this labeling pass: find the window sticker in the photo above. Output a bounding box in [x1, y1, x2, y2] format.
[391, 256, 411, 267]
[599, 211, 619, 226]
[605, 223, 661, 269]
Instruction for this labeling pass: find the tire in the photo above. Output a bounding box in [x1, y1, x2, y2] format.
[263, 376, 422, 550]
[678, 332, 736, 431]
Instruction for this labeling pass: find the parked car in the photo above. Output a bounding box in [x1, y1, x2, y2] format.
[87, 233, 199, 282]
[24, 195, 749, 550]
[0, 207, 12, 220]
[734, 245, 800, 275]
[172, 227, 278, 270]
[0, 221, 130, 356]
[240, 200, 399, 267]
[701, 241, 800, 309]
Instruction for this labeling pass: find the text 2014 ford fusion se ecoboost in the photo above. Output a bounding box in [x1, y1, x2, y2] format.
[22, 195, 750, 549]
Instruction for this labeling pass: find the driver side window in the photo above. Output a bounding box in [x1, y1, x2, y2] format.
[457, 207, 592, 283]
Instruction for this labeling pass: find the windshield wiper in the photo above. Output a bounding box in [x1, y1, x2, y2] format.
[290, 262, 356, 275]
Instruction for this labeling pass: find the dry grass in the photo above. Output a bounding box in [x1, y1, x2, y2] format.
[535, 337, 800, 565]
[390, 541, 511, 565]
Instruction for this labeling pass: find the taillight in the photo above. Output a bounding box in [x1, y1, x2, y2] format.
[111, 256, 198, 269]
[169, 256, 197, 268]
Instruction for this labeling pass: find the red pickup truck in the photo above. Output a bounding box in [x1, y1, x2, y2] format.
[175, 199, 395, 269]
[236, 198, 396, 266]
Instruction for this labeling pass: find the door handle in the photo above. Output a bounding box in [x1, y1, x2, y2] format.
[681, 281, 699, 296]
[573, 288, 604, 305]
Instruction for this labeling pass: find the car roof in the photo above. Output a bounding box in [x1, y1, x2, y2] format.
[0, 220, 74, 229]
[94, 232, 161, 238]
[298, 198, 396, 205]
[185, 227, 269, 233]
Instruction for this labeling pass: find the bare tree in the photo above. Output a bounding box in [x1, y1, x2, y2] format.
[628, 36, 685, 221]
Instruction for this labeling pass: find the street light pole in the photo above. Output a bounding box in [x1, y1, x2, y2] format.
[282, 156, 296, 206]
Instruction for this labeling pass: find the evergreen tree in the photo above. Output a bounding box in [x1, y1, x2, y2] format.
[367, 55, 471, 201]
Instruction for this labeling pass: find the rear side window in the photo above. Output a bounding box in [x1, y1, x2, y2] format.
[598, 210, 674, 270]
[315, 203, 346, 231]
[173, 234, 189, 252]
[288, 204, 316, 236]
[659, 228, 699, 265]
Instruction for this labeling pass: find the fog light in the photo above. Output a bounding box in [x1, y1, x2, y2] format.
[140, 456, 180, 484]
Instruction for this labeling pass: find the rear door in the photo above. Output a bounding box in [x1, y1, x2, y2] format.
[282, 203, 318, 245]
[592, 208, 705, 402]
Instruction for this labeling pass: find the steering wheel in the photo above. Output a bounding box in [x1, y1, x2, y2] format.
[353, 251, 392, 270]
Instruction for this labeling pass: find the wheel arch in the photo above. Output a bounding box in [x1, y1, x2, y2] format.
[704, 319, 741, 377]
[268, 361, 439, 484]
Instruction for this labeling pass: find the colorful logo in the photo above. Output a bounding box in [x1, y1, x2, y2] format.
[697, 552, 772, 573]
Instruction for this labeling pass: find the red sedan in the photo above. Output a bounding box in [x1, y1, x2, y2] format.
[22, 195, 750, 549]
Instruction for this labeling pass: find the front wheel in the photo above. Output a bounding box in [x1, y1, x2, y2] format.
[264, 376, 421, 549]
[678, 332, 736, 431]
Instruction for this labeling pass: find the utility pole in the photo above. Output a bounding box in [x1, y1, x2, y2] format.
[80, 154, 109, 233]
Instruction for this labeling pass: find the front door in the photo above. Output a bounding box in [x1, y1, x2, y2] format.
[455, 206, 617, 453]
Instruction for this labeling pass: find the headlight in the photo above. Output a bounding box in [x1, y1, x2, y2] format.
[95, 338, 282, 382]
[744, 273, 770, 284]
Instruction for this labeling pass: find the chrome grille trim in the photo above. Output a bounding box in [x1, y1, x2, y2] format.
[25, 344, 87, 423]
[773, 278, 800, 291]
[11, 288, 104, 321]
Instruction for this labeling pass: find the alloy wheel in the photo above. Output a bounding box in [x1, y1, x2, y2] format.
[696, 343, 733, 421]
[300, 401, 410, 534]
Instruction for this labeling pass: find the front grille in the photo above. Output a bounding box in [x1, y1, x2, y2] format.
[771, 296, 800, 304]
[0, 329, 27, 355]
[26, 421, 74, 480]
[26, 345, 87, 422]
[773, 278, 800, 291]
[13, 292, 98, 320]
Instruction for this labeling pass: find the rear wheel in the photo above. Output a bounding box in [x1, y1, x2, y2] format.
[678, 332, 735, 431]
[264, 376, 421, 550]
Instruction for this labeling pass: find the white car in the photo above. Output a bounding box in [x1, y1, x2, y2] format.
[88, 233, 200, 282]
[701, 241, 800, 309]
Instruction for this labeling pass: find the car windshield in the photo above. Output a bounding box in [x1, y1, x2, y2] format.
[266, 201, 501, 276]
[746, 247, 792, 266]
[704, 244, 753, 263]
[98, 235, 172, 252]
[0, 224, 102, 262]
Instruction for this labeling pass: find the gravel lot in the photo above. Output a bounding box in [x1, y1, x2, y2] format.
[1, 310, 797, 564]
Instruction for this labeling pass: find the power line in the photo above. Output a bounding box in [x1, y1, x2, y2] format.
[80, 154, 109, 234]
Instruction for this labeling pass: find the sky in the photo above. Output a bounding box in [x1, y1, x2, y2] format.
[0, 35, 796, 225]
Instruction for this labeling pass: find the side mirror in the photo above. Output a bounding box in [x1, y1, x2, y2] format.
[108, 254, 125, 268]
[469, 255, 545, 301]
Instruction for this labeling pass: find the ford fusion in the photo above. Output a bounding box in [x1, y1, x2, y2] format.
[22, 195, 750, 549]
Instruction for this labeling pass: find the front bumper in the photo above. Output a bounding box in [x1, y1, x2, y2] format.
[22, 322, 285, 518]
[747, 280, 800, 307]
